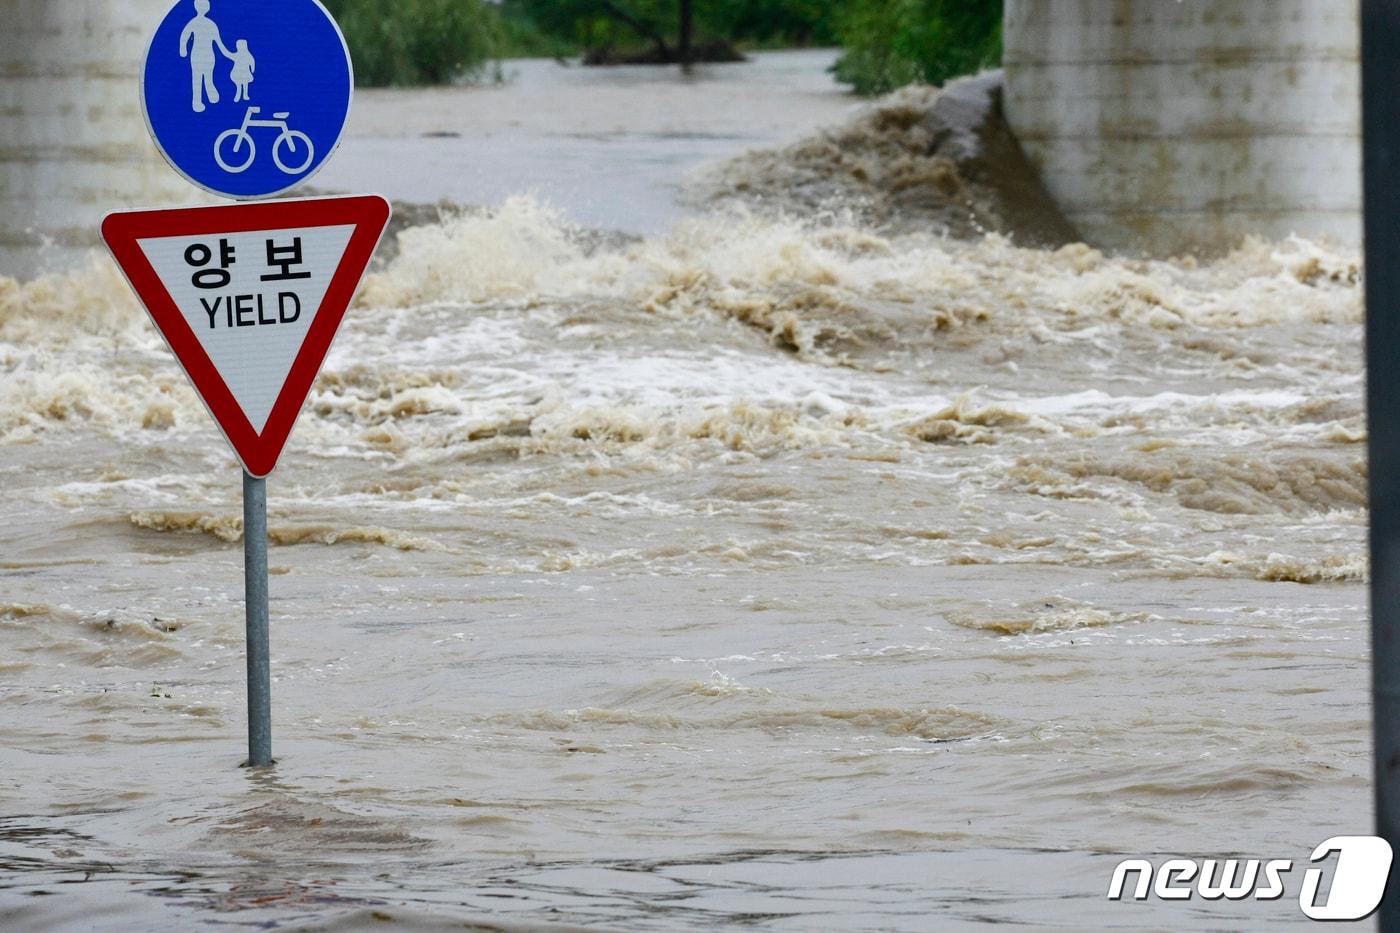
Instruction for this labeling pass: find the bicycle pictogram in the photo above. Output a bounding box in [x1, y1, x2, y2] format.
[214, 106, 315, 175]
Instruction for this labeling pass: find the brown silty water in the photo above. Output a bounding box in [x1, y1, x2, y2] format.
[0, 54, 1371, 930]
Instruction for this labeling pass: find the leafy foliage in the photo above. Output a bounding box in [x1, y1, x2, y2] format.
[504, 0, 838, 57]
[321, 0, 1000, 90]
[323, 0, 503, 87]
[701, 0, 840, 47]
[495, 5, 580, 59]
[832, 0, 1002, 96]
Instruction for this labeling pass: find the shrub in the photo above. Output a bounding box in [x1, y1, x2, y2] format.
[833, 0, 1002, 97]
[323, 0, 503, 87]
[504, 0, 838, 60]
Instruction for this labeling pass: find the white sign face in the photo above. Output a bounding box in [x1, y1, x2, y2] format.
[102, 196, 390, 476]
[136, 224, 354, 433]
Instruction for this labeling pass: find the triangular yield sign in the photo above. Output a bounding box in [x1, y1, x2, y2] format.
[102, 195, 391, 476]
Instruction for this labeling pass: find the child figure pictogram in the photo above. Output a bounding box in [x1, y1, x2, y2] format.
[229, 39, 255, 102]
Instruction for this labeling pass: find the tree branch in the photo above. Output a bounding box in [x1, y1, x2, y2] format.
[597, 0, 672, 54]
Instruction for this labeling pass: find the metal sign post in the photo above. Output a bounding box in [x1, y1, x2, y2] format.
[105, 0, 385, 768]
[1362, 0, 1400, 926]
[243, 471, 272, 766]
[103, 196, 390, 767]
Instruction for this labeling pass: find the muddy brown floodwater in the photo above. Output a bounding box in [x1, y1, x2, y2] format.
[0, 51, 1372, 930]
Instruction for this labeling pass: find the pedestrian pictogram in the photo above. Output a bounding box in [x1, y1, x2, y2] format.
[118, 0, 377, 769]
[101, 196, 391, 476]
[142, 0, 353, 198]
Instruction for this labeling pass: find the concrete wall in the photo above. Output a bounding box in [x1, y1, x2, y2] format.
[1, 0, 193, 280]
[1002, 0, 1360, 256]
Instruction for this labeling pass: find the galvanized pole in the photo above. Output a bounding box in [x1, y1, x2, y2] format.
[1363, 0, 1400, 926]
[242, 470, 272, 766]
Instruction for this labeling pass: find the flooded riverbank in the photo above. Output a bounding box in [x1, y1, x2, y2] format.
[0, 51, 1371, 930]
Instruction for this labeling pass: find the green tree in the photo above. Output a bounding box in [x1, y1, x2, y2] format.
[833, 0, 1002, 96]
[320, 0, 999, 89]
[510, 0, 674, 58]
[701, 0, 839, 47]
[324, 0, 503, 86]
[505, 0, 839, 63]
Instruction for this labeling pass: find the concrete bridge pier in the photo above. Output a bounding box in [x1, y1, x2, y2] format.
[1, 0, 191, 280]
[1002, 0, 1361, 256]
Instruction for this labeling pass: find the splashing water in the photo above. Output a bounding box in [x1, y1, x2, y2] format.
[0, 65, 1369, 931]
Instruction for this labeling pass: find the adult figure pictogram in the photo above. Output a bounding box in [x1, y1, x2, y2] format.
[180, 0, 230, 113]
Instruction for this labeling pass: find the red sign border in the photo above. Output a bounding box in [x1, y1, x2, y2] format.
[102, 195, 391, 477]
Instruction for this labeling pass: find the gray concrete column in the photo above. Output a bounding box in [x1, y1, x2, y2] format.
[1003, 0, 1360, 256]
[1, 0, 193, 279]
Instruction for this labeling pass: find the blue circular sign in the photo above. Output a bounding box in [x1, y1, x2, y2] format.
[142, 0, 353, 199]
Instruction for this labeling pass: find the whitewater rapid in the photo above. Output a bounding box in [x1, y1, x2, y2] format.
[0, 53, 1371, 931]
